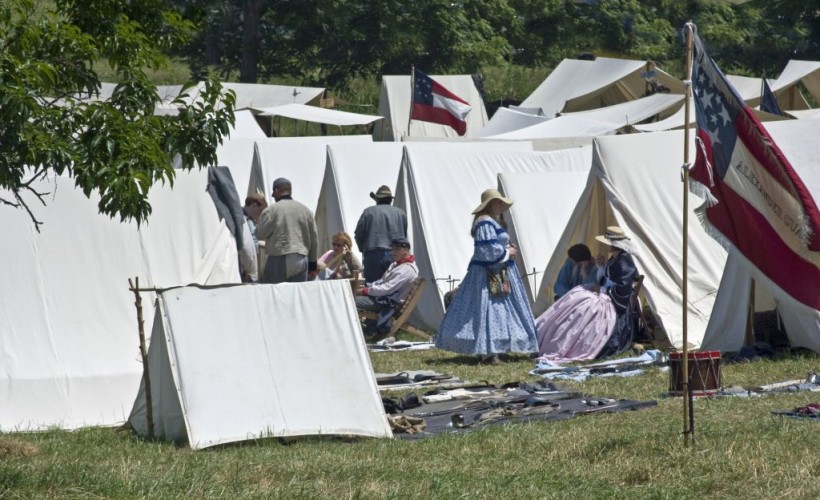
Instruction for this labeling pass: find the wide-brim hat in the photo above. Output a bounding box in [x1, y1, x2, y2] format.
[471, 189, 514, 214]
[595, 226, 630, 247]
[370, 185, 393, 200]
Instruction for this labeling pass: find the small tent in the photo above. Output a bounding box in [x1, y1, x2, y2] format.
[128, 282, 391, 449]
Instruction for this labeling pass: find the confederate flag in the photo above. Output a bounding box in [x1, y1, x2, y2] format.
[689, 28, 820, 309]
[410, 69, 472, 136]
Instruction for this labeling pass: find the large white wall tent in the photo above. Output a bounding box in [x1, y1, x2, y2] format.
[520, 57, 684, 116]
[316, 142, 406, 257]
[248, 136, 373, 212]
[701, 118, 820, 353]
[497, 159, 593, 302]
[128, 282, 391, 449]
[375, 75, 489, 141]
[0, 170, 240, 432]
[539, 131, 728, 349]
[394, 143, 595, 330]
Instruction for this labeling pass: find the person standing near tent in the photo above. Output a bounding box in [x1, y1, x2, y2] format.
[256, 178, 318, 284]
[435, 189, 537, 364]
[354, 185, 408, 283]
[240, 193, 267, 282]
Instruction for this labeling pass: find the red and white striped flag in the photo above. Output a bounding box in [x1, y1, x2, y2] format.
[689, 30, 820, 309]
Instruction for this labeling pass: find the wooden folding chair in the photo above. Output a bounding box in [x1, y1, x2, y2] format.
[358, 277, 429, 340]
[630, 274, 654, 343]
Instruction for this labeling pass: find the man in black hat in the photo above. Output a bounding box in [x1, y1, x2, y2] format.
[256, 177, 318, 283]
[354, 185, 408, 283]
[355, 237, 419, 336]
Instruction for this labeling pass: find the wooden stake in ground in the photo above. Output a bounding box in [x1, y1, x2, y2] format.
[128, 277, 154, 440]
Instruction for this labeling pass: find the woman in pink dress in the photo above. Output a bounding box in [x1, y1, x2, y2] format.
[535, 226, 639, 363]
[317, 232, 363, 280]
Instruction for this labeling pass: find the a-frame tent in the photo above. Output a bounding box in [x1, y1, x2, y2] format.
[537, 130, 728, 349]
[247, 135, 373, 212]
[315, 142, 405, 259]
[497, 156, 593, 302]
[701, 118, 820, 353]
[0, 170, 239, 431]
[393, 143, 590, 330]
[128, 282, 391, 449]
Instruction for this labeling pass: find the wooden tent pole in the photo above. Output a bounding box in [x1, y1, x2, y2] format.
[128, 277, 154, 439]
[681, 22, 695, 446]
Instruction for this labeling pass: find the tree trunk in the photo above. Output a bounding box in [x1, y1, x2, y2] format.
[240, 0, 263, 83]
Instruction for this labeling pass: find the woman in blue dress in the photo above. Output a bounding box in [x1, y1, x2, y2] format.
[436, 189, 538, 364]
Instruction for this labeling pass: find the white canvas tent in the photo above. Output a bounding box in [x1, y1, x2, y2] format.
[0, 170, 239, 432]
[701, 118, 820, 353]
[156, 82, 325, 113]
[769, 60, 820, 110]
[248, 135, 373, 212]
[497, 158, 594, 302]
[394, 144, 592, 330]
[128, 282, 391, 449]
[375, 75, 489, 141]
[214, 138, 258, 201]
[476, 107, 550, 138]
[256, 103, 383, 127]
[538, 131, 729, 349]
[316, 142, 406, 258]
[520, 57, 684, 116]
[228, 109, 267, 139]
[488, 93, 685, 140]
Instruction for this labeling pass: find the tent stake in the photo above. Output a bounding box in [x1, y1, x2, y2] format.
[128, 277, 154, 440]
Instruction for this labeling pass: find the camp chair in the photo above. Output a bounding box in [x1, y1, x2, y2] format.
[630, 275, 654, 343]
[358, 277, 429, 340]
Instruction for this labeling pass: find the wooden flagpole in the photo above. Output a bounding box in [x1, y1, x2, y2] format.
[407, 65, 415, 139]
[681, 22, 695, 446]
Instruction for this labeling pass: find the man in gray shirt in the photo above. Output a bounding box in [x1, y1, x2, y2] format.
[256, 178, 318, 284]
[354, 185, 408, 283]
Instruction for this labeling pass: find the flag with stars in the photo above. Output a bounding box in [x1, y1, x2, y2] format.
[760, 78, 784, 116]
[690, 31, 820, 309]
[410, 69, 472, 136]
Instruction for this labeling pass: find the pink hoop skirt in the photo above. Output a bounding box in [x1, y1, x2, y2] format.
[535, 286, 616, 363]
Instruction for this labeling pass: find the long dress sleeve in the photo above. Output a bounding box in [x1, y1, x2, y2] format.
[470, 219, 508, 267]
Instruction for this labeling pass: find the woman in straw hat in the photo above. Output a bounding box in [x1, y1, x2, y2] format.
[534, 226, 639, 362]
[435, 189, 537, 364]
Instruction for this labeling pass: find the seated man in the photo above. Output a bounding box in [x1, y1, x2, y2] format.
[355, 237, 419, 337]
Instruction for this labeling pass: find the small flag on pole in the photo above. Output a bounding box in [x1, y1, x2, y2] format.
[410, 69, 472, 136]
[760, 78, 784, 116]
[689, 28, 820, 309]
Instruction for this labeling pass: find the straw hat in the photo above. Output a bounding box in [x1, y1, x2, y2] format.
[471, 189, 514, 214]
[594, 226, 630, 247]
[370, 185, 393, 200]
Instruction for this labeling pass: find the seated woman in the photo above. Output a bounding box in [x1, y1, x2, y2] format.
[317, 232, 363, 280]
[553, 243, 599, 301]
[535, 226, 639, 363]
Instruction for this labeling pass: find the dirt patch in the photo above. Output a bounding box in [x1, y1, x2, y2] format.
[0, 438, 39, 459]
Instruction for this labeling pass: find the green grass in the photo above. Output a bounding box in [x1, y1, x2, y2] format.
[2, 346, 819, 498]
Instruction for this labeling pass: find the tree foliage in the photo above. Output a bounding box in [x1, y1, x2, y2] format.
[181, 0, 817, 93]
[0, 0, 235, 228]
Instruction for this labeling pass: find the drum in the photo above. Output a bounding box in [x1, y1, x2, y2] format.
[668, 350, 721, 397]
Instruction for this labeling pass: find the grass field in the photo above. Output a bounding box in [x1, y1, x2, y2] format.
[1, 345, 819, 498]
